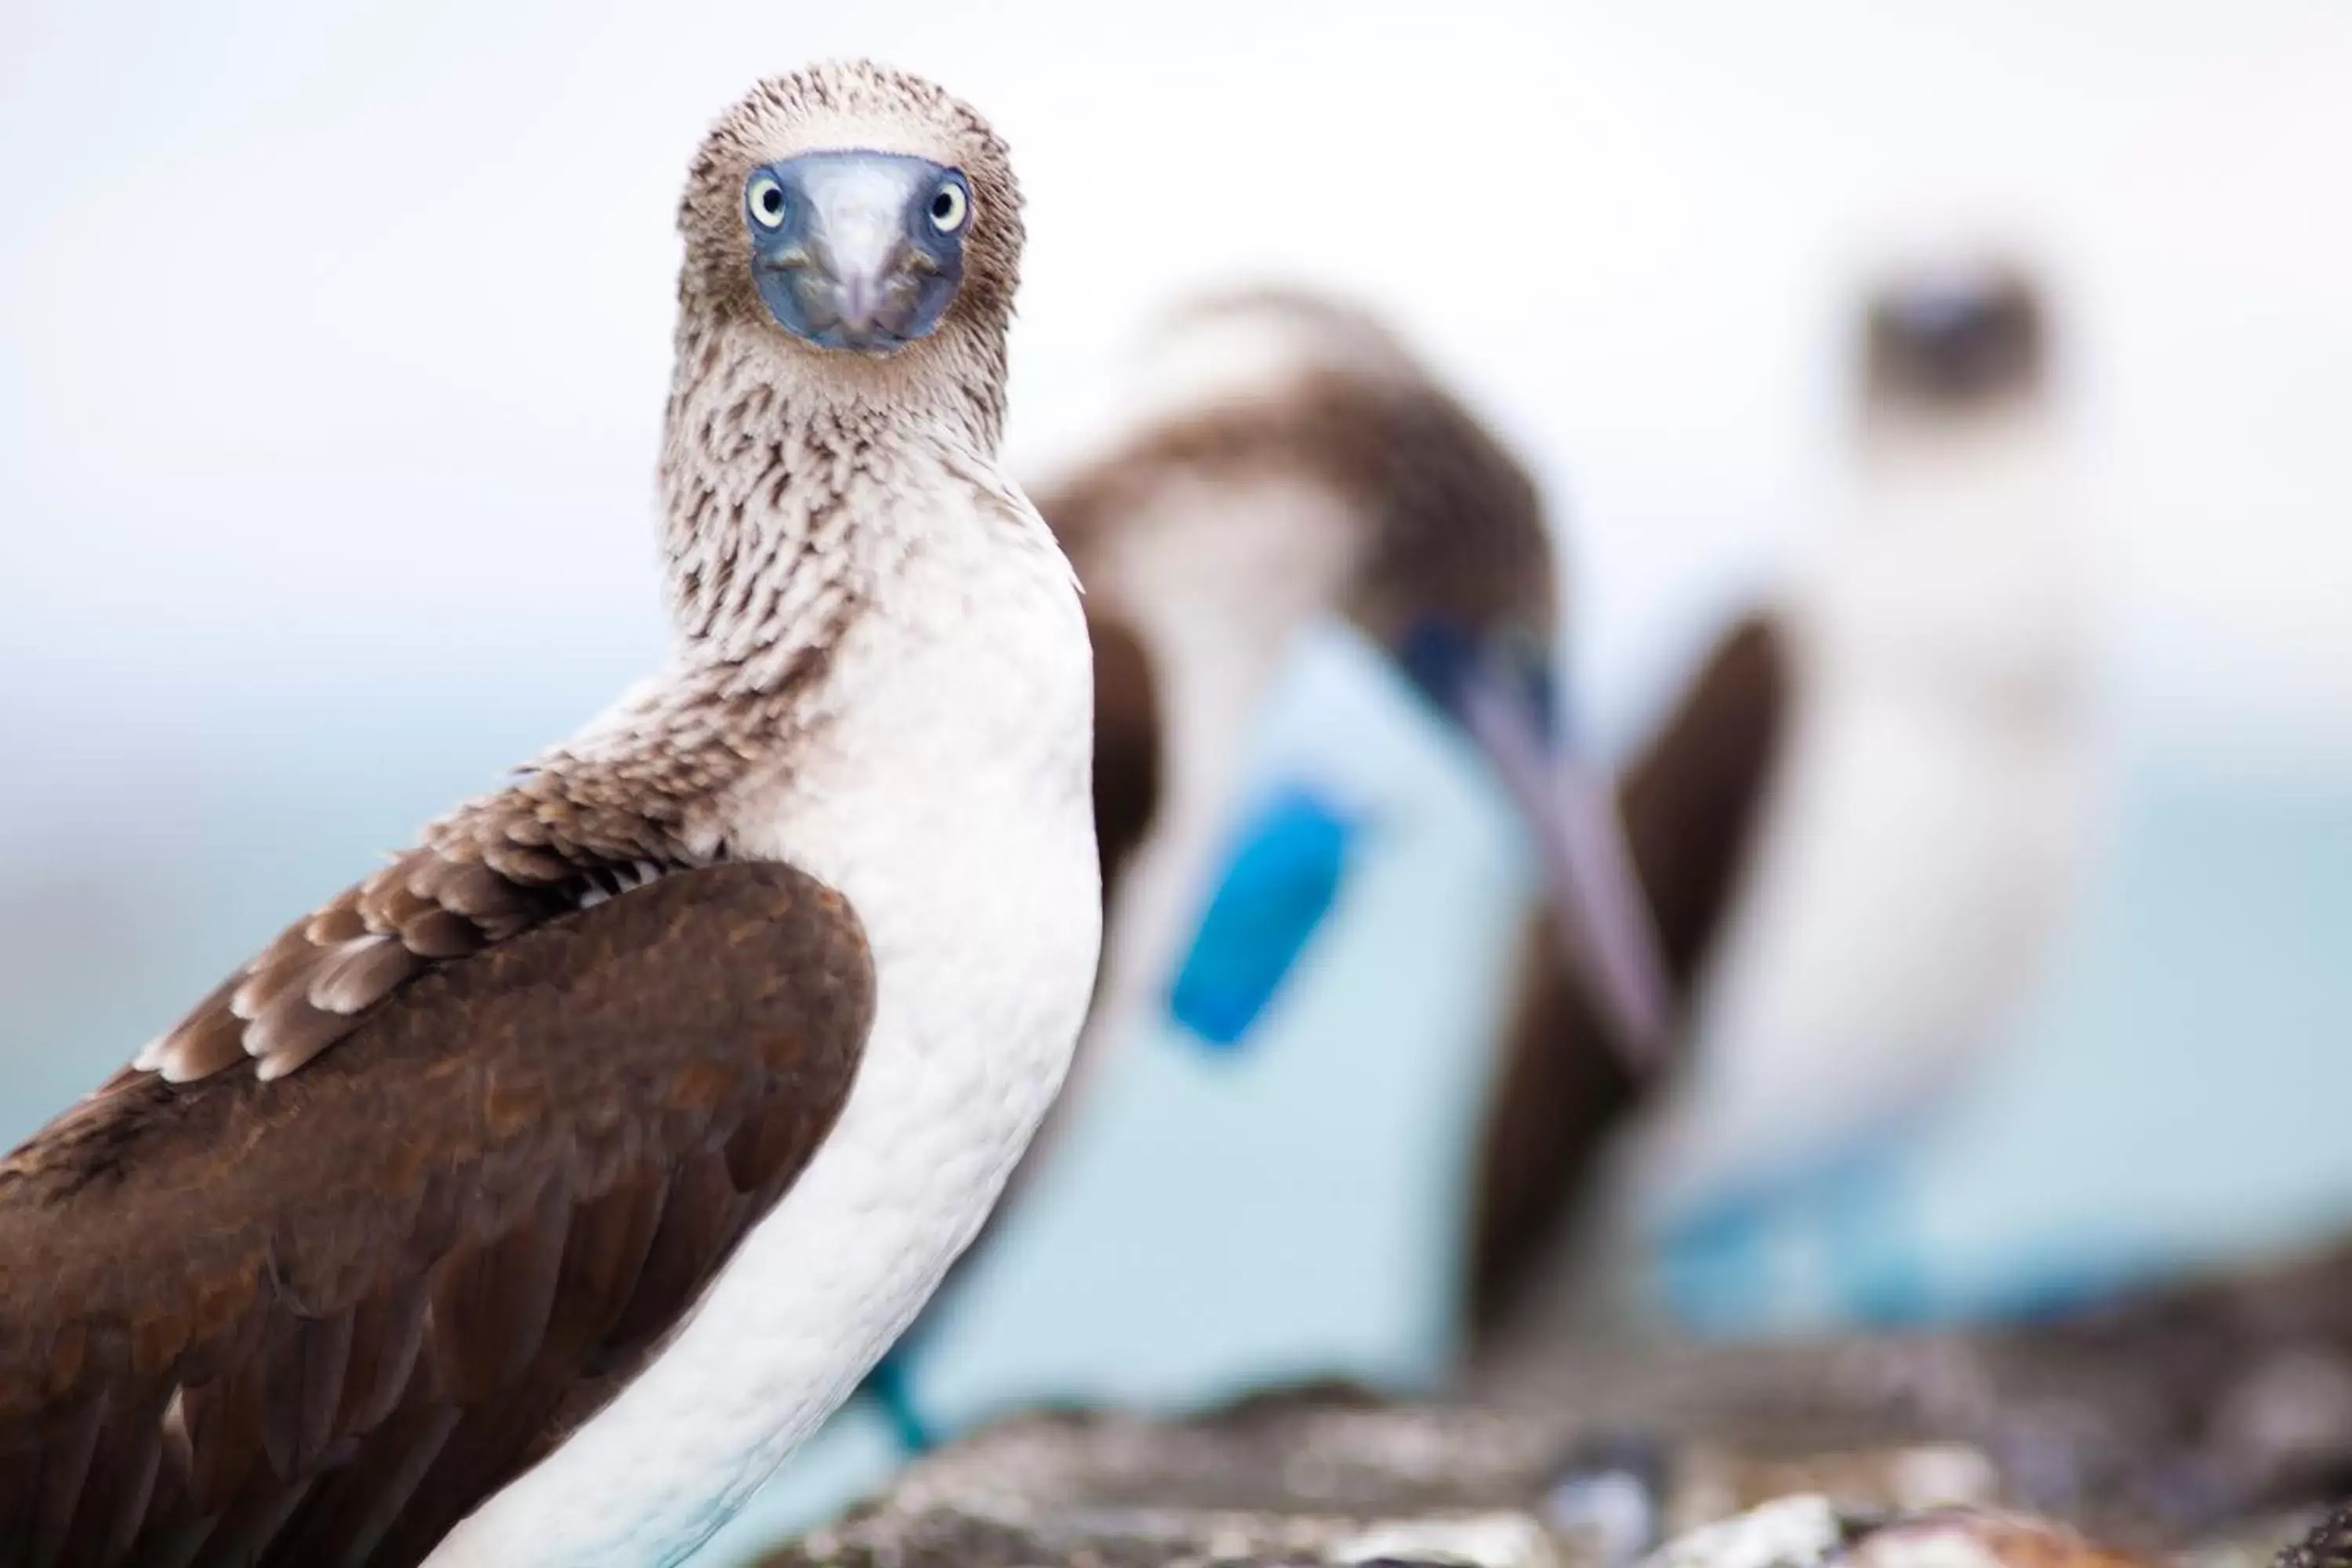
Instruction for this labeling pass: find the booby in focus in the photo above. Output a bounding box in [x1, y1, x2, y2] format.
[0, 61, 1098, 1568]
[1463, 256, 2095, 1352]
[858, 290, 1672, 1446]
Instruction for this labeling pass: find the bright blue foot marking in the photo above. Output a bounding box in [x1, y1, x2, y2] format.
[1165, 786, 1357, 1051]
[1656, 1187, 1784, 1336]
[859, 1349, 938, 1455]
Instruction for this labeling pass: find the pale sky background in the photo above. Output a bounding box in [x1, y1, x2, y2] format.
[5, 4, 2352, 1562]
[5, 0, 2352, 760]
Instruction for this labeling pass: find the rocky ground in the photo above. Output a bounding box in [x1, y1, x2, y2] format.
[753, 1389, 2322, 1568]
[753, 1240, 2352, 1568]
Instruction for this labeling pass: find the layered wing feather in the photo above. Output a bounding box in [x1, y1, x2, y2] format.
[1084, 608, 1165, 928]
[140, 794, 695, 1087]
[0, 861, 873, 1568]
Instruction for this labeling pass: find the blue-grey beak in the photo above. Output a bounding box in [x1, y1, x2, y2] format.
[744, 151, 971, 355]
[1401, 620, 1671, 1074]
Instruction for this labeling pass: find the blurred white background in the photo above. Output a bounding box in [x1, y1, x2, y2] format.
[5, 2, 2352, 1560]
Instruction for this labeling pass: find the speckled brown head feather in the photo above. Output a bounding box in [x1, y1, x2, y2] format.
[672, 60, 1023, 456]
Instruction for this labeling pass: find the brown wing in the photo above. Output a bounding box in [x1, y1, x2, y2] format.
[143, 776, 695, 1086]
[1462, 613, 1789, 1343]
[0, 861, 873, 1568]
[1086, 608, 1164, 925]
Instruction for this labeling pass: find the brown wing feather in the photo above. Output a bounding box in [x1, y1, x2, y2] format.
[1085, 608, 1165, 925]
[1462, 613, 1790, 1344]
[141, 774, 699, 1087]
[0, 861, 873, 1568]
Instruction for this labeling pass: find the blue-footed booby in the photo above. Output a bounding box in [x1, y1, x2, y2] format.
[0, 61, 1099, 1568]
[1463, 256, 2095, 1354]
[858, 290, 1672, 1447]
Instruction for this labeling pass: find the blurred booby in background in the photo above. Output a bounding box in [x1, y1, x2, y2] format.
[1461, 256, 2097, 1356]
[860, 290, 1671, 1447]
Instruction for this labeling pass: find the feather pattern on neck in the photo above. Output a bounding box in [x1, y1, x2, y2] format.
[140, 314, 984, 1085]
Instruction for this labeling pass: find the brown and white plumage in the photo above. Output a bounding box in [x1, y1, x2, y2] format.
[0, 60, 1098, 1568]
[136, 64, 1033, 1096]
[3, 866, 870, 1565]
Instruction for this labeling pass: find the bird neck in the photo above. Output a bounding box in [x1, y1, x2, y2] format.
[655, 313, 1003, 694]
[497, 312, 1029, 868]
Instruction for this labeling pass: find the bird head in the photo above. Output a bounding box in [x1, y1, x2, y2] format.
[739, 151, 972, 354]
[676, 63, 1024, 411]
[1863, 254, 2046, 415]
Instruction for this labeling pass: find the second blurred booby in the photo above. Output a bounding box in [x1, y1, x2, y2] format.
[858, 290, 1670, 1446]
[1465, 258, 2096, 1354]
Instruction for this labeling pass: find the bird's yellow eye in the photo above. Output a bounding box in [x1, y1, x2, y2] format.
[927, 182, 968, 234]
[748, 175, 786, 230]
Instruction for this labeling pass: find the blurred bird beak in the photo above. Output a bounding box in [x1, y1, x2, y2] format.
[1451, 662, 1672, 1076]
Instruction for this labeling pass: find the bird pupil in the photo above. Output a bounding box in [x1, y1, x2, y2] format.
[932, 191, 954, 220]
[760, 187, 782, 216]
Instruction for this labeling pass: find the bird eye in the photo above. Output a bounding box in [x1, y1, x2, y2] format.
[927, 182, 968, 234]
[748, 175, 786, 230]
